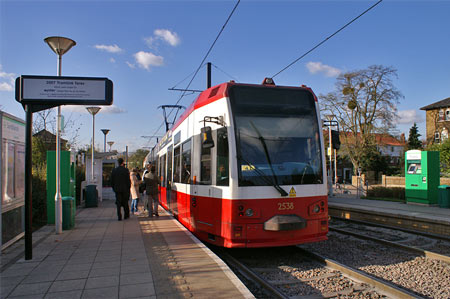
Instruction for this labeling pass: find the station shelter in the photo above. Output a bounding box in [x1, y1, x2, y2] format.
[0, 111, 25, 250]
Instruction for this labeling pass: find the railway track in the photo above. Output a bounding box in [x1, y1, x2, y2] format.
[215, 246, 417, 298]
[330, 218, 450, 258]
[300, 229, 450, 298]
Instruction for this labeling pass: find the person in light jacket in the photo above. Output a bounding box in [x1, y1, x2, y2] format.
[130, 168, 140, 214]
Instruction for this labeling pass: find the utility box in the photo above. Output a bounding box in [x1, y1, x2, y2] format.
[405, 150, 439, 205]
[47, 150, 76, 224]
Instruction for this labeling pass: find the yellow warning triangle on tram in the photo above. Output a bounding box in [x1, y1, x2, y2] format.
[289, 187, 296, 197]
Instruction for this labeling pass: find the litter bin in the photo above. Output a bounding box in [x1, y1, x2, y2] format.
[62, 197, 75, 230]
[85, 185, 98, 208]
[438, 185, 450, 208]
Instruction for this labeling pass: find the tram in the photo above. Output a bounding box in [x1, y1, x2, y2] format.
[147, 78, 328, 248]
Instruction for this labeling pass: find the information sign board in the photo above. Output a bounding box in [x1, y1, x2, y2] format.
[15, 75, 113, 106]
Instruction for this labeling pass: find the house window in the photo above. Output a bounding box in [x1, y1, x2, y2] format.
[439, 109, 445, 121]
[391, 146, 394, 152]
[435, 131, 441, 143]
[446, 109, 450, 121]
[442, 128, 448, 141]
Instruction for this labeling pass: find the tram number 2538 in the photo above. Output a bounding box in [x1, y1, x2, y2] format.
[278, 202, 294, 210]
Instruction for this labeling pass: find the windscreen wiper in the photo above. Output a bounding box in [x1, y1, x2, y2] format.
[237, 154, 288, 196]
[248, 122, 288, 197]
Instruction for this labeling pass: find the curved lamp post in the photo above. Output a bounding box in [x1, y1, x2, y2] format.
[86, 107, 101, 182]
[44, 36, 76, 235]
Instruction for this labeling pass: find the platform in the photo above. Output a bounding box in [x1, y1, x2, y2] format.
[0, 200, 254, 299]
[329, 195, 450, 236]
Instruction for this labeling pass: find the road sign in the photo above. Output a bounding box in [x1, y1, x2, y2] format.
[15, 75, 113, 106]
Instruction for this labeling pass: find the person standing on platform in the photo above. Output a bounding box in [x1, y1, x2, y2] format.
[111, 158, 131, 221]
[144, 165, 160, 217]
[130, 168, 140, 215]
[142, 164, 150, 212]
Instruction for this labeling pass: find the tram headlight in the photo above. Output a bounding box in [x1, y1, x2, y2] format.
[245, 208, 254, 217]
[313, 205, 320, 214]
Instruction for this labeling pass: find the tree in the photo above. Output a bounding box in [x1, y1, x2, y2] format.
[407, 122, 422, 150]
[320, 65, 402, 174]
[426, 138, 450, 175]
[128, 149, 150, 169]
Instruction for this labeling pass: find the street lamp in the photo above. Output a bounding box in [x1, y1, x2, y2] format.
[86, 107, 101, 182]
[325, 114, 335, 196]
[101, 129, 110, 152]
[44, 36, 76, 234]
[107, 141, 114, 152]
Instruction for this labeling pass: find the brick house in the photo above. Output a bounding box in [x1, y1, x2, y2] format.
[33, 129, 68, 150]
[420, 97, 450, 144]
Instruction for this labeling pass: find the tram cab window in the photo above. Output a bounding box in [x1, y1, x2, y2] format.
[216, 128, 229, 186]
[173, 146, 181, 183]
[181, 139, 192, 184]
[200, 139, 212, 185]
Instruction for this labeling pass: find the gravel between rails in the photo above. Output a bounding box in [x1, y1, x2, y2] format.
[227, 247, 389, 298]
[299, 232, 450, 298]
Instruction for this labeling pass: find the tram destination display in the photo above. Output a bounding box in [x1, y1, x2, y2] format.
[15, 75, 113, 106]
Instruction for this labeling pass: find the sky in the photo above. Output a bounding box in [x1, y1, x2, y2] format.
[1, 0, 449, 152]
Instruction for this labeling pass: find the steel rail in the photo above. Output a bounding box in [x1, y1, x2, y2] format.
[215, 249, 287, 299]
[296, 247, 419, 299]
[330, 216, 450, 242]
[330, 226, 450, 264]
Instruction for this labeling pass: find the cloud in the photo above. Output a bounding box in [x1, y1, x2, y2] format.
[0, 82, 13, 92]
[396, 110, 424, 124]
[110, 58, 116, 63]
[126, 61, 136, 69]
[145, 29, 180, 48]
[94, 44, 123, 53]
[134, 51, 164, 70]
[64, 105, 127, 114]
[306, 62, 341, 77]
[0, 65, 15, 91]
[154, 29, 180, 46]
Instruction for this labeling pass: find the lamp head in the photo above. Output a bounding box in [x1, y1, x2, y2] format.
[44, 36, 76, 56]
[101, 129, 110, 135]
[86, 106, 101, 115]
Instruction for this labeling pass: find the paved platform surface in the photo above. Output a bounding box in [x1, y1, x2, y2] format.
[1, 200, 253, 299]
[329, 194, 450, 236]
[329, 195, 450, 224]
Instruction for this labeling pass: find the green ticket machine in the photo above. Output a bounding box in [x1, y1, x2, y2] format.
[405, 150, 439, 205]
[47, 150, 76, 224]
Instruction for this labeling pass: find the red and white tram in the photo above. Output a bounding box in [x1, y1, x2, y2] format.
[148, 78, 328, 248]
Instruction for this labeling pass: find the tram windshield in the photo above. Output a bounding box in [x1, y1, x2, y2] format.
[229, 85, 323, 187]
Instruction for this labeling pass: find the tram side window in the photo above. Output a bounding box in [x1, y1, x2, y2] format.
[173, 146, 181, 183]
[160, 154, 166, 188]
[216, 128, 229, 186]
[181, 139, 192, 184]
[200, 141, 212, 185]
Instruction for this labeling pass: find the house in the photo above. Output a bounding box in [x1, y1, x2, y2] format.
[33, 129, 68, 150]
[375, 133, 406, 165]
[324, 131, 406, 183]
[420, 97, 450, 144]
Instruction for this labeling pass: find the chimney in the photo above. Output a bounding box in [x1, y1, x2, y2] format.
[401, 133, 405, 142]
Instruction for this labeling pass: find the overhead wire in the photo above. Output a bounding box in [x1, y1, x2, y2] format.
[151, 0, 241, 138]
[212, 63, 239, 82]
[272, 0, 383, 78]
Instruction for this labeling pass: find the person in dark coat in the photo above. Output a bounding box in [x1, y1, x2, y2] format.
[144, 165, 160, 217]
[110, 158, 131, 220]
